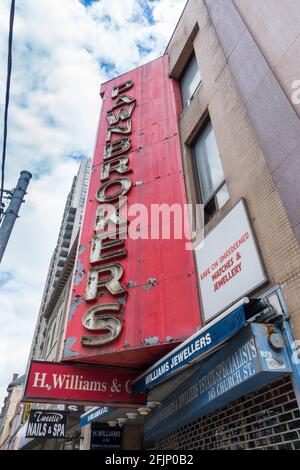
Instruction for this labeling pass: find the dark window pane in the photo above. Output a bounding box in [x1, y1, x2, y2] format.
[180, 54, 201, 107]
[194, 120, 225, 203]
[204, 198, 216, 224]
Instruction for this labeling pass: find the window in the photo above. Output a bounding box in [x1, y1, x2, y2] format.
[180, 53, 201, 108]
[193, 120, 229, 223]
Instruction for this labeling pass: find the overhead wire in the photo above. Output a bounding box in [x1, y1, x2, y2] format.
[0, 0, 16, 213]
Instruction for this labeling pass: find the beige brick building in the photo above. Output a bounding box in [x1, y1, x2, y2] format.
[142, 0, 300, 450]
[167, 0, 300, 340]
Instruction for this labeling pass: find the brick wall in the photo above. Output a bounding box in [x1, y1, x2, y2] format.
[154, 376, 300, 450]
[167, 0, 300, 341]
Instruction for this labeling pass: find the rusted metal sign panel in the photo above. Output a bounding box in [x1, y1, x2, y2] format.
[62, 56, 201, 367]
[23, 361, 145, 407]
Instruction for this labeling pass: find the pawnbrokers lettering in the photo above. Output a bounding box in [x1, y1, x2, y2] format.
[83, 79, 136, 347]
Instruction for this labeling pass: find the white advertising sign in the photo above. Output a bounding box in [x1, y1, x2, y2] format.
[195, 200, 267, 322]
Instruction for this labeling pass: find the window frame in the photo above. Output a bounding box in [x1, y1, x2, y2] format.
[179, 51, 202, 108]
[191, 118, 229, 223]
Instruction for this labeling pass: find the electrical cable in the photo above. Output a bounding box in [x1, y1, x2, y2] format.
[0, 0, 16, 211]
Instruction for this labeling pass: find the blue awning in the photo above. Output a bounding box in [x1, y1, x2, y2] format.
[144, 322, 292, 441]
[133, 304, 249, 394]
[80, 406, 112, 427]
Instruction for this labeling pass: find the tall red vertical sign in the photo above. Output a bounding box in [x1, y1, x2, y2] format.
[62, 56, 201, 368]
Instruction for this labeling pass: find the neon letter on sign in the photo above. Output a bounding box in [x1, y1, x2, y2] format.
[83, 80, 136, 346]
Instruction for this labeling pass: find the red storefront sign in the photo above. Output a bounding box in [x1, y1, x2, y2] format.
[62, 56, 201, 368]
[24, 361, 145, 407]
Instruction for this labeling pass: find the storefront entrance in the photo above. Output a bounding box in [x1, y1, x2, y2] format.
[154, 376, 300, 450]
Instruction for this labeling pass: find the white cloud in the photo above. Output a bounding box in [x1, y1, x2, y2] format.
[0, 0, 186, 407]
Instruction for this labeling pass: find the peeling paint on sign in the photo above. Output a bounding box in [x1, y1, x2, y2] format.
[78, 244, 86, 255]
[64, 337, 79, 357]
[127, 281, 137, 288]
[118, 295, 127, 305]
[68, 297, 84, 321]
[143, 336, 159, 346]
[74, 259, 85, 286]
[142, 278, 158, 291]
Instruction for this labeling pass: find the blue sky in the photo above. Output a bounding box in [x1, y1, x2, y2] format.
[81, 0, 156, 25]
[0, 272, 14, 287]
[0, 0, 186, 408]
